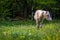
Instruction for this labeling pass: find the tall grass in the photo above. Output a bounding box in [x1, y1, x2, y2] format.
[0, 19, 60, 40]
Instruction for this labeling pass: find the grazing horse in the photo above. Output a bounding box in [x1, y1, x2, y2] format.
[34, 10, 52, 29]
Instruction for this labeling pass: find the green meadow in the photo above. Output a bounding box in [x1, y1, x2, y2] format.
[0, 19, 60, 40]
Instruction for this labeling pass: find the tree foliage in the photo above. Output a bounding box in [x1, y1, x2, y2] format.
[0, 0, 60, 20]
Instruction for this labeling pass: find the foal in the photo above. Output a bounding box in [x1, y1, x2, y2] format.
[34, 10, 52, 29]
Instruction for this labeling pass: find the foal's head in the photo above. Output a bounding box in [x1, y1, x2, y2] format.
[45, 11, 52, 21]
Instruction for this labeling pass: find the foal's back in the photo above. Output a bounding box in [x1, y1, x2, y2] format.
[34, 10, 46, 20]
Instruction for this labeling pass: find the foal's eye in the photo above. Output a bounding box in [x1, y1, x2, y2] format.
[47, 15, 49, 17]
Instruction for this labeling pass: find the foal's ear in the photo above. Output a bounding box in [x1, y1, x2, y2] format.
[46, 11, 47, 14]
[46, 11, 49, 15]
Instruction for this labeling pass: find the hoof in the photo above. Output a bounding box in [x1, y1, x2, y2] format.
[40, 25, 42, 28]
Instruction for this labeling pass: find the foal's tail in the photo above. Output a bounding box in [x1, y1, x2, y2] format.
[34, 11, 39, 20]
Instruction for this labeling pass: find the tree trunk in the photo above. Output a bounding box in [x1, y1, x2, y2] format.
[23, 1, 28, 20]
[23, 6, 27, 19]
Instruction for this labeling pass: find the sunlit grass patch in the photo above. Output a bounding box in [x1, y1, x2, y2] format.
[0, 19, 60, 40]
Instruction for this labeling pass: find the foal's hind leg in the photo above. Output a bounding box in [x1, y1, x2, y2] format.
[36, 20, 40, 29]
[40, 23, 42, 28]
[40, 18, 44, 28]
